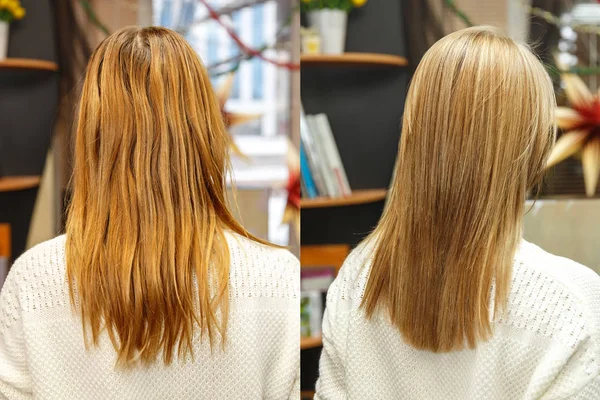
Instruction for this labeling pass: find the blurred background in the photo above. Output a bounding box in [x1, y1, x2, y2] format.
[298, 0, 600, 397]
[0, 0, 300, 285]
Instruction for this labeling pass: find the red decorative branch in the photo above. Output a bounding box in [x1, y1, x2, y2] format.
[197, 0, 300, 71]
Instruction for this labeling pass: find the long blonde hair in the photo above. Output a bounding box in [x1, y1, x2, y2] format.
[361, 27, 556, 352]
[66, 26, 271, 366]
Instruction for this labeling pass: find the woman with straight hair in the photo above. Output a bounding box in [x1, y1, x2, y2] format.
[0, 26, 299, 400]
[316, 26, 600, 399]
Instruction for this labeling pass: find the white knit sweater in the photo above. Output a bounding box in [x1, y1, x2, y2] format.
[0, 233, 300, 400]
[315, 239, 600, 399]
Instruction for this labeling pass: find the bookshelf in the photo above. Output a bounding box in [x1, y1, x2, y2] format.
[300, 3, 409, 394]
[0, 2, 60, 264]
[301, 188, 387, 208]
[300, 243, 349, 372]
[0, 176, 41, 192]
[0, 58, 59, 72]
[300, 1, 412, 399]
[301, 52, 408, 67]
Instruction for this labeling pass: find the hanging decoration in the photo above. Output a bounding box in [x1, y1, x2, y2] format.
[198, 0, 299, 76]
[215, 72, 261, 158]
[547, 72, 600, 196]
[216, 72, 261, 128]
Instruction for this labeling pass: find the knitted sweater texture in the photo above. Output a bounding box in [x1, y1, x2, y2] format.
[0, 233, 300, 400]
[315, 240, 600, 399]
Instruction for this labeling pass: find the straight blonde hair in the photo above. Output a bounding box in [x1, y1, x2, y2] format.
[65, 26, 272, 366]
[361, 27, 556, 352]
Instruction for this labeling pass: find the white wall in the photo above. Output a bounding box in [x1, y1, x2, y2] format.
[524, 199, 600, 274]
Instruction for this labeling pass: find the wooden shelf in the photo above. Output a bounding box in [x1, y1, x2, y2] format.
[0, 224, 10, 258]
[301, 188, 387, 208]
[301, 335, 322, 350]
[301, 244, 349, 273]
[0, 176, 41, 192]
[0, 58, 59, 72]
[301, 390, 316, 400]
[301, 52, 408, 67]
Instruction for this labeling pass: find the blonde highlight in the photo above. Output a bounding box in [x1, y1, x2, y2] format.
[361, 27, 556, 352]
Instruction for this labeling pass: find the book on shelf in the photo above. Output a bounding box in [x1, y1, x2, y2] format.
[313, 114, 352, 197]
[300, 107, 352, 200]
[300, 106, 328, 196]
[300, 267, 335, 338]
[301, 267, 335, 292]
[300, 174, 309, 199]
[300, 144, 318, 199]
[305, 115, 340, 197]
[301, 291, 323, 338]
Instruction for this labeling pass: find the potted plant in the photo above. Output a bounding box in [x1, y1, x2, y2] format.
[301, 0, 367, 55]
[0, 0, 25, 60]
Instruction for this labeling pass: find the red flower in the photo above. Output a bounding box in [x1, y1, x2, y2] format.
[548, 72, 600, 196]
[286, 168, 301, 209]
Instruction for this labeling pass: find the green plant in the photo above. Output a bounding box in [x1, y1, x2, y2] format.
[78, 0, 109, 35]
[300, 0, 367, 13]
[0, 0, 25, 23]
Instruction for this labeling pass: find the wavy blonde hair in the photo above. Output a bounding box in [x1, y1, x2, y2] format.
[361, 27, 556, 352]
[66, 26, 271, 366]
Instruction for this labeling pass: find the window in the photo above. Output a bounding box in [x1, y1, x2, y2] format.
[153, 0, 293, 245]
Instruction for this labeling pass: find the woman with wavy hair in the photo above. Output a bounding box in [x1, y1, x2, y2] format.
[0, 26, 299, 399]
[316, 26, 600, 399]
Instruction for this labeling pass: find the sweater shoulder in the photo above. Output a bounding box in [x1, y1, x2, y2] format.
[333, 239, 600, 341]
[517, 240, 600, 302]
[225, 232, 299, 299]
[513, 241, 600, 340]
[510, 241, 600, 385]
[11, 235, 67, 274]
[6, 233, 299, 307]
[329, 239, 375, 304]
[3, 235, 69, 312]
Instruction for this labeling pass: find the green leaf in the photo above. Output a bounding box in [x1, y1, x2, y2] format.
[300, 0, 354, 11]
[78, 0, 110, 36]
[0, 9, 14, 23]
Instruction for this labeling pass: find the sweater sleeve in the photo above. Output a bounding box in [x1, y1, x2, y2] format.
[288, 368, 299, 400]
[0, 262, 32, 400]
[540, 340, 600, 399]
[572, 375, 600, 399]
[314, 277, 348, 399]
[542, 266, 600, 400]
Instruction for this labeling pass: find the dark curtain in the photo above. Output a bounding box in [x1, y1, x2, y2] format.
[400, 0, 445, 69]
[528, 0, 566, 68]
[51, 0, 95, 165]
[51, 0, 98, 227]
[53, 0, 93, 126]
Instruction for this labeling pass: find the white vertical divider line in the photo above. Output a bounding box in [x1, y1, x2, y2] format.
[263, 1, 277, 137]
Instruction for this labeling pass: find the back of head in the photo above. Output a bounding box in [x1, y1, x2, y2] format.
[66, 26, 268, 366]
[361, 27, 555, 352]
